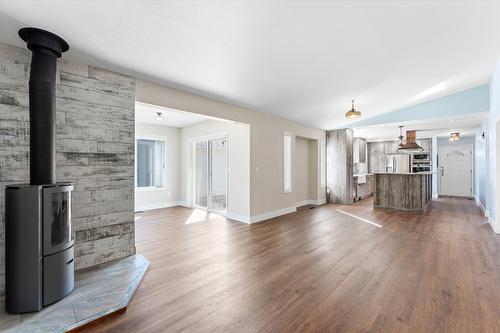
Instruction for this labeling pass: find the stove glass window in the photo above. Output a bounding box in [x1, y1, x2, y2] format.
[50, 191, 71, 246]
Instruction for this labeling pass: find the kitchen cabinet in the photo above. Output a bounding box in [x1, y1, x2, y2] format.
[326, 129, 354, 204]
[416, 139, 432, 152]
[368, 150, 389, 173]
[384, 141, 399, 154]
[354, 174, 374, 201]
[353, 137, 367, 164]
[368, 142, 384, 154]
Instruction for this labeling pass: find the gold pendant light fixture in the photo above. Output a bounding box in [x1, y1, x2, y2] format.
[345, 99, 361, 119]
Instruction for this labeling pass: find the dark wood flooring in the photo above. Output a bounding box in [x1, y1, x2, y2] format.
[82, 197, 500, 332]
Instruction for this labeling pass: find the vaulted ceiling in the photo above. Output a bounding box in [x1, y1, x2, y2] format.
[1, 1, 499, 129]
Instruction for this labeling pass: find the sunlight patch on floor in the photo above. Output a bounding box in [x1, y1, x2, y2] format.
[336, 209, 382, 228]
[185, 208, 209, 224]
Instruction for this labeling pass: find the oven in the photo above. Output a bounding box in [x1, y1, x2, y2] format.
[411, 152, 431, 163]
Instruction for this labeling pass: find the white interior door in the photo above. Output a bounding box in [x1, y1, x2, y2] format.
[438, 145, 472, 197]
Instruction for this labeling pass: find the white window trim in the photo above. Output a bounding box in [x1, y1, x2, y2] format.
[283, 131, 293, 194]
[135, 134, 168, 191]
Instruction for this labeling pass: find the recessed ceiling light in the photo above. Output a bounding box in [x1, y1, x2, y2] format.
[154, 111, 164, 121]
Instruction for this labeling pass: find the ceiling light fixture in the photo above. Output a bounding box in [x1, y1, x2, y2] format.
[154, 111, 164, 121]
[398, 125, 405, 148]
[449, 132, 460, 141]
[345, 99, 361, 119]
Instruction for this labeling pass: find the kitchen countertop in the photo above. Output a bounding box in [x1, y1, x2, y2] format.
[373, 172, 435, 175]
[353, 173, 374, 177]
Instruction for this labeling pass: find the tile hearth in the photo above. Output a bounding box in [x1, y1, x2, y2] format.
[0, 254, 149, 333]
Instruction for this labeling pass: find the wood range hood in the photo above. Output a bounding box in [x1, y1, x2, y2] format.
[399, 129, 422, 150]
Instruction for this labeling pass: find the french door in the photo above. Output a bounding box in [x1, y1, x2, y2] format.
[194, 137, 227, 212]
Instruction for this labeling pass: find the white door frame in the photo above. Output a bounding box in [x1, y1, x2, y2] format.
[438, 144, 473, 197]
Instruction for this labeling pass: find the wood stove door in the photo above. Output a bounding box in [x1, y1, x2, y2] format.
[43, 185, 74, 256]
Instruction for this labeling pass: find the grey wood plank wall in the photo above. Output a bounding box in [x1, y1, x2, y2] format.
[0, 42, 136, 298]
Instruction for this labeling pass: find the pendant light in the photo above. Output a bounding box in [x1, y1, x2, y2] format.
[345, 99, 361, 119]
[398, 125, 405, 148]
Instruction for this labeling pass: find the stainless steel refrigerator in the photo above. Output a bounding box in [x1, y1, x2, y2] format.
[385, 154, 411, 173]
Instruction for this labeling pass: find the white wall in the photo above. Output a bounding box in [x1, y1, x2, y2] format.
[295, 136, 311, 204]
[180, 119, 251, 222]
[489, 60, 500, 232]
[136, 80, 326, 222]
[475, 120, 488, 213]
[135, 122, 181, 211]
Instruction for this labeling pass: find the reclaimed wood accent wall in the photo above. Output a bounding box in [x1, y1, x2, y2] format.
[326, 129, 353, 204]
[0, 42, 136, 297]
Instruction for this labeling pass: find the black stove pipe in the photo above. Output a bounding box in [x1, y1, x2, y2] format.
[19, 28, 69, 185]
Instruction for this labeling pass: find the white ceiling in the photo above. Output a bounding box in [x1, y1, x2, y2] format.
[353, 112, 488, 142]
[135, 102, 209, 128]
[0, 1, 499, 129]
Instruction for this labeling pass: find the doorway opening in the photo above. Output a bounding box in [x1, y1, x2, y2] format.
[193, 136, 227, 213]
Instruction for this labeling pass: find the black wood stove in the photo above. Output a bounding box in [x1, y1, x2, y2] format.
[5, 28, 74, 313]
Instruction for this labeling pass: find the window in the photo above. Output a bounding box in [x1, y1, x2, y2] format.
[283, 131, 292, 193]
[136, 138, 166, 188]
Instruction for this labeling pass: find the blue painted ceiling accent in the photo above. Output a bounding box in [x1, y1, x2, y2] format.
[346, 84, 489, 128]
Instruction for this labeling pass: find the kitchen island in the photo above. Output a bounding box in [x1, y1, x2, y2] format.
[373, 172, 433, 212]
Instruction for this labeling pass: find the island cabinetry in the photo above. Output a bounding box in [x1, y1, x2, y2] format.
[374, 173, 432, 212]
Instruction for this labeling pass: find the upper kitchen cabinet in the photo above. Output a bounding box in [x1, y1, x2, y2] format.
[417, 138, 432, 152]
[353, 137, 367, 163]
[368, 142, 384, 154]
[384, 141, 399, 154]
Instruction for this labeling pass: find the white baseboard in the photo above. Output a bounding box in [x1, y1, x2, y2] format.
[135, 201, 184, 212]
[316, 198, 327, 205]
[296, 199, 327, 208]
[296, 199, 316, 207]
[225, 212, 251, 224]
[475, 196, 487, 215]
[250, 206, 297, 224]
[489, 217, 500, 234]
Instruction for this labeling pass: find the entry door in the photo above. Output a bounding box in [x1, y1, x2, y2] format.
[438, 145, 472, 197]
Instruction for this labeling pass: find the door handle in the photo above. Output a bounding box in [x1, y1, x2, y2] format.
[441, 167, 444, 176]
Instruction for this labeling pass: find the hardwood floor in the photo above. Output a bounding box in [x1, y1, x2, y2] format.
[82, 197, 500, 332]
